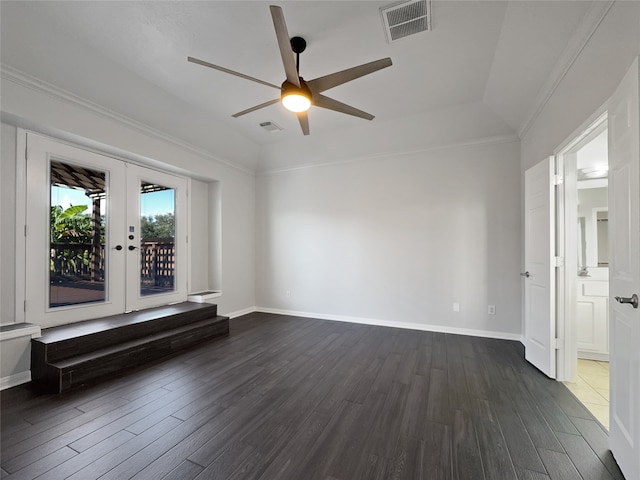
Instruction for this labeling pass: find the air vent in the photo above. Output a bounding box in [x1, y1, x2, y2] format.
[259, 121, 283, 133]
[380, 0, 430, 43]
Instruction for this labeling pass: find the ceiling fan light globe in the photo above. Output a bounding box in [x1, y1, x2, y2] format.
[282, 94, 311, 112]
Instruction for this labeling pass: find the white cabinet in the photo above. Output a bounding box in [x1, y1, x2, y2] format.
[576, 279, 609, 360]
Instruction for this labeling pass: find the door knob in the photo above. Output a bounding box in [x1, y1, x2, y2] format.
[614, 293, 638, 309]
[113, 245, 123, 251]
[128, 245, 137, 251]
[520, 271, 530, 278]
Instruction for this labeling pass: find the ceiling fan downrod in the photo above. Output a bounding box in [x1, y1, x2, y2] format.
[290, 36, 306, 74]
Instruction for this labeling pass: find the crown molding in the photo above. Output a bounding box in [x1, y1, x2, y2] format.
[0, 64, 255, 176]
[257, 133, 519, 176]
[517, 0, 615, 138]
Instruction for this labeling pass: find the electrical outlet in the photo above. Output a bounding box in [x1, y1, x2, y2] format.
[453, 302, 460, 312]
[488, 305, 496, 315]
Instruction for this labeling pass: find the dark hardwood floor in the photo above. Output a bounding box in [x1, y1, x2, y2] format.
[0, 312, 625, 479]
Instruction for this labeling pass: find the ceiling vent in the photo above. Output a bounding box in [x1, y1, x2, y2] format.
[380, 0, 431, 43]
[259, 121, 283, 133]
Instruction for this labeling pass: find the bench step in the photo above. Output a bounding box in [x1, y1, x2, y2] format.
[31, 303, 229, 393]
[34, 303, 219, 364]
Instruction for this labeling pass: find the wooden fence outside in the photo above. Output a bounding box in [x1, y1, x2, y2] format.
[51, 239, 175, 288]
[140, 239, 175, 288]
[50, 243, 103, 279]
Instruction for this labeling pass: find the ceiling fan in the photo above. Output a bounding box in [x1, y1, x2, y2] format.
[187, 5, 392, 135]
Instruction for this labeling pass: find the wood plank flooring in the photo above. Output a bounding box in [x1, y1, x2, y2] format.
[0, 312, 625, 479]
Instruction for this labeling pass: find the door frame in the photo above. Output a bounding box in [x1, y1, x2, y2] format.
[554, 111, 608, 382]
[16, 130, 191, 328]
[530, 59, 640, 479]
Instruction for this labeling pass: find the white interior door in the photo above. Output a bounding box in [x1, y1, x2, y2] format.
[25, 134, 188, 328]
[607, 58, 640, 480]
[524, 156, 556, 378]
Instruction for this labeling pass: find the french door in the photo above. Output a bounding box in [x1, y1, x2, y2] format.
[24, 134, 187, 328]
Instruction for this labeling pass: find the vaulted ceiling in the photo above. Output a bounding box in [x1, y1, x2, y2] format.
[1, 1, 598, 171]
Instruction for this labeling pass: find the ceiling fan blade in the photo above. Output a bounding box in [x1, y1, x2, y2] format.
[297, 111, 310, 135]
[232, 98, 281, 118]
[307, 58, 392, 94]
[313, 94, 375, 121]
[270, 5, 300, 87]
[188, 56, 280, 90]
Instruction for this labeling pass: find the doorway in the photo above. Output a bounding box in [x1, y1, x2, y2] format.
[558, 117, 610, 429]
[525, 59, 640, 479]
[24, 134, 188, 328]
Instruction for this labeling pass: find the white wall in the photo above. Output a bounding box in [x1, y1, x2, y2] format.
[0, 123, 17, 324]
[259, 101, 516, 173]
[1, 77, 256, 320]
[256, 139, 522, 337]
[578, 187, 607, 213]
[188, 178, 211, 294]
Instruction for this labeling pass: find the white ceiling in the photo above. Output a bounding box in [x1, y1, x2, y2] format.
[1, 1, 596, 171]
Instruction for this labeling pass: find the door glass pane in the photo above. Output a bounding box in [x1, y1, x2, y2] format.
[140, 182, 176, 296]
[49, 160, 106, 307]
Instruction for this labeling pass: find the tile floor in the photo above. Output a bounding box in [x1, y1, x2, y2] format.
[564, 358, 610, 429]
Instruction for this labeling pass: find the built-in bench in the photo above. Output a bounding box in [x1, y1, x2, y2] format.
[31, 302, 229, 393]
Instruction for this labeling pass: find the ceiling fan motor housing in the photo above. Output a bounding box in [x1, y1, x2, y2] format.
[281, 78, 313, 105]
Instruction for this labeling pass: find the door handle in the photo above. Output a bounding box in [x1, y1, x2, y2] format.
[614, 293, 638, 309]
[128, 245, 137, 251]
[113, 245, 123, 251]
[520, 271, 530, 278]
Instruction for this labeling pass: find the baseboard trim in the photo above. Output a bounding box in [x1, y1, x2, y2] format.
[1, 371, 31, 391]
[225, 306, 258, 319]
[255, 307, 522, 342]
[578, 351, 609, 362]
